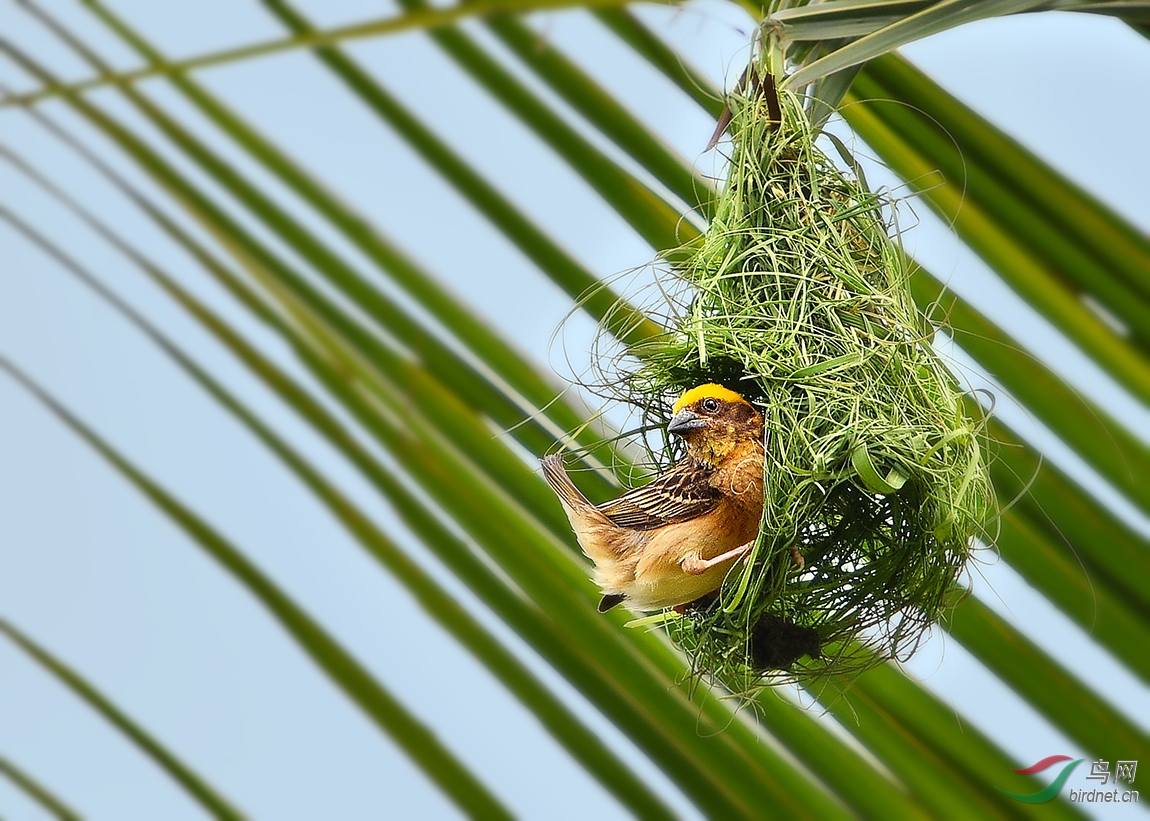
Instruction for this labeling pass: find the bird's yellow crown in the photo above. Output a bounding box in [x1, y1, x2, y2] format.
[672, 384, 749, 414]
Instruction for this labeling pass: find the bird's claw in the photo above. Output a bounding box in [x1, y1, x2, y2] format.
[681, 540, 755, 576]
[790, 545, 804, 571]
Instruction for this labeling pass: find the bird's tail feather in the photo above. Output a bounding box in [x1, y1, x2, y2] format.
[540, 454, 596, 513]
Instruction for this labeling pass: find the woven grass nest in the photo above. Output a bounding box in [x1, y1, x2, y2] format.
[591, 57, 995, 696]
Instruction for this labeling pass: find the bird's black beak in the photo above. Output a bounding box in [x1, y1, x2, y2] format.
[668, 409, 707, 437]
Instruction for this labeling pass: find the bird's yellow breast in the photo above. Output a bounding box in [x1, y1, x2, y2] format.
[607, 499, 761, 611]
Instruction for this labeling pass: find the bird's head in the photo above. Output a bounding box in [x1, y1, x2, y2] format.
[668, 384, 763, 466]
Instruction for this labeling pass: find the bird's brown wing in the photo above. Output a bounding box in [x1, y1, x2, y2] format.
[596, 460, 721, 530]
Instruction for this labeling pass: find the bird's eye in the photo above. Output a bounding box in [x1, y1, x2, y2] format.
[701, 398, 720, 413]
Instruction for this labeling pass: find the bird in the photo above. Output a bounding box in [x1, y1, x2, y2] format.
[541, 384, 766, 613]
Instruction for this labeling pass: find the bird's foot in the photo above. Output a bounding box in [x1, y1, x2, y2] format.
[681, 540, 754, 575]
[790, 545, 804, 571]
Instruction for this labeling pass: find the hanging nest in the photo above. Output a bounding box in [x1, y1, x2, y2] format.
[590, 55, 995, 696]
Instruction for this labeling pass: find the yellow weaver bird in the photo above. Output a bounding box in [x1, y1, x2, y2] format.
[542, 384, 765, 613]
